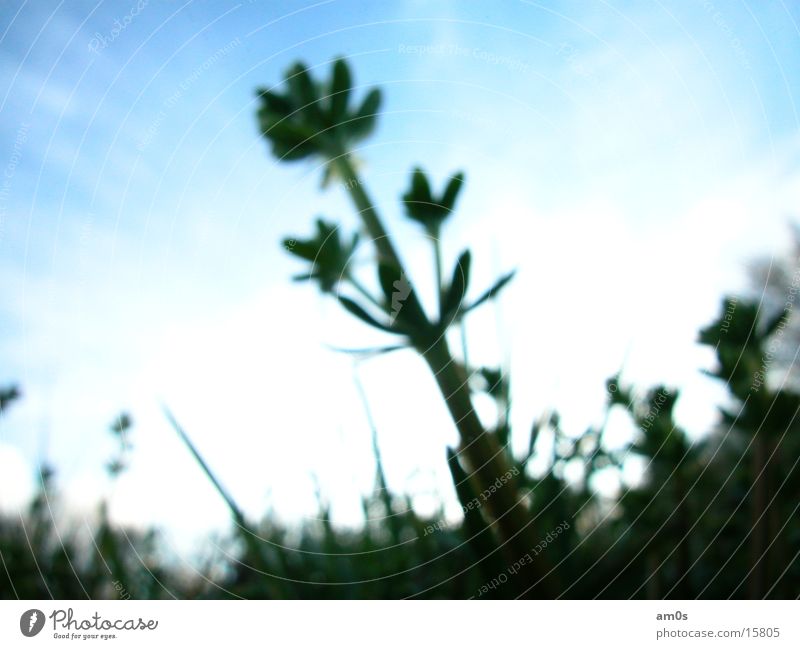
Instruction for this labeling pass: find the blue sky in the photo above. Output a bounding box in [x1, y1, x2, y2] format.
[0, 0, 799, 555]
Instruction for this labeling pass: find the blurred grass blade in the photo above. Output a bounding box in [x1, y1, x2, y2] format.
[162, 405, 246, 527]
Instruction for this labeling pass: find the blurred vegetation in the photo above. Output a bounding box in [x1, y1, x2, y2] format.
[1, 292, 798, 599]
[1, 59, 798, 599]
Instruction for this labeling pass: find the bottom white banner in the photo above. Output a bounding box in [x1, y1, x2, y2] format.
[0, 600, 796, 647]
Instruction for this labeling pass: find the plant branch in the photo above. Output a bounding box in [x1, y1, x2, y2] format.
[433, 233, 444, 316]
[330, 152, 404, 269]
[329, 152, 551, 594]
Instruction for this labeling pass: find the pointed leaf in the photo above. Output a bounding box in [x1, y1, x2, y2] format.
[284, 239, 318, 261]
[326, 344, 407, 357]
[329, 58, 351, 122]
[286, 62, 316, 107]
[442, 250, 471, 318]
[440, 172, 465, 212]
[410, 167, 433, 203]
[291, 272, 316, 282]
[338, 296, 396, 333]
[348, 88, 381, 141]
[465, 270, 516, 313]
[402, 168, 436, 225]
[256, 89, 294, 116]
[259, 117, 319, 160]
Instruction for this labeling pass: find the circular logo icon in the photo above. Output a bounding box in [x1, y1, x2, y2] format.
[20, 609, 45, 637]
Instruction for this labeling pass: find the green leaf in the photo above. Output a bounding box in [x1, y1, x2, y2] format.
[442, 250, 471, 318]
[338, 296, 396, 333]
[465, 270, 516, 313]
[401, 168, 435, 225]
[270, 139, 316, 161]
[286, 62, 317, 108]
[284, 239, 318, 262]
[256, 89, 294, 117]
[326, 344, 407, 357]
[410, 167, 433, 203]
[259, 117, 319, 161]
[291, 273, 315, 283]
[440, 172, 465, 212]
[283, 220, 358, 293]
[401, 167, 462, 231]
[329, 58, 351, 123]
[348, 88, 381, 141]
[257, 59, 382, 166]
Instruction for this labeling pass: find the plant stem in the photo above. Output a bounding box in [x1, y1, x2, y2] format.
[331, 153, 404, 269]
[420, 337, 547, 565]
[331, 151, 550, 594]
[432, 233, 444, 316]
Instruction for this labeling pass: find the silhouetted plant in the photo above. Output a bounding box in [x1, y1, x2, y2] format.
[3, 61, 798, 602]
[699, 297, 800, 597]
[257, 58, 547, 595]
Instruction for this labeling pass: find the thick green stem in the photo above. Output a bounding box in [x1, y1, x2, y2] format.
[421, 338, 547, 568]
[331, 154, 404, 268]
[331, 151, 550, 594]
